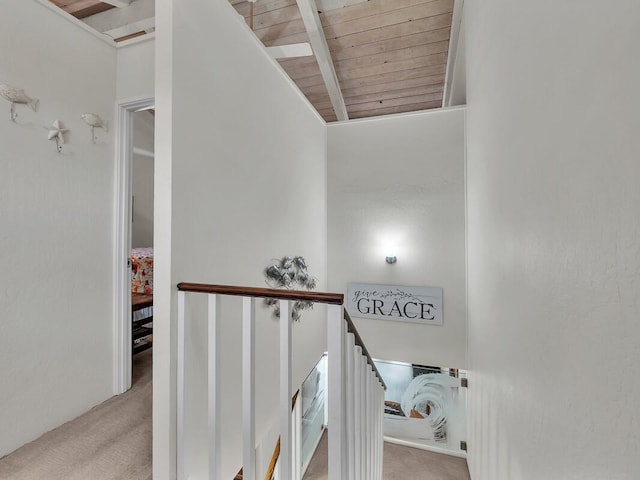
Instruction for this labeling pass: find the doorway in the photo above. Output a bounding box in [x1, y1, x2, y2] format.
[131, 109, 155, 355]
[114, 97, 155, 395]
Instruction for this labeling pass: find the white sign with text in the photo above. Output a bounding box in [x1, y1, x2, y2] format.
[347, 283, 443, 325]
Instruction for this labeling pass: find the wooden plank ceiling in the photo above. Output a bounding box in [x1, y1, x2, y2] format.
[46, 0, 454, 122]
[49, 0, 115, 20]
[230, 0, 454, 122]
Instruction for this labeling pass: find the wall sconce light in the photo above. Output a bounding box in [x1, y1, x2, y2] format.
[385, 255, 397, 265]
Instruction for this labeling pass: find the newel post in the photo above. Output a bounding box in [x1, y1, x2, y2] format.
[177, 291, 186, 480]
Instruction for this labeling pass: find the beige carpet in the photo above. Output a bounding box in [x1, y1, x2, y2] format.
[0, 349, 152, 480]
[303, 431, 471, 480]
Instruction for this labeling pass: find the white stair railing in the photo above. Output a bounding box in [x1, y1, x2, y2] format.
[176, 283, 386, 480]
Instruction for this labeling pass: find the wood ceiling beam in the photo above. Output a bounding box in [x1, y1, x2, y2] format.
[295, 0, 348, 121]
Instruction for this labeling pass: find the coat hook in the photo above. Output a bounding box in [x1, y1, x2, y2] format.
[81, 113, 108, 143]
[0, 84, 39, 122]
[45, 120, 69, 154]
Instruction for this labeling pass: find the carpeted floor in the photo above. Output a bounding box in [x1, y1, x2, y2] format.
[0, 349, 152, 480]
[303, 431, 471, 480]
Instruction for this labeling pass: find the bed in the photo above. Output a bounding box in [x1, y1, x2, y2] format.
[131, 247, 153, 354]
[131, 247, 154, 294]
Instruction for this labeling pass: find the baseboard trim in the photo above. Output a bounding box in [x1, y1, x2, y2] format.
[383, 436, 467, 459]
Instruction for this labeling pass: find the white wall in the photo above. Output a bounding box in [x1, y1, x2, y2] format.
[327, 108, 466, 369]
[132, 110, 154, 248]
[154, 1, 327, 478]
[466, 1, 640, 479]
[0, 1, 116, 456]
[116, 38, 154, 101]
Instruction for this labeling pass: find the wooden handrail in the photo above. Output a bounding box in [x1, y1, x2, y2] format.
[177, 282, 385, 388]
[177, 283, 344, 305]
[264, 438, 279, 480]
[344, 310, 387, 390]
[264, 390, 300, 480]
[178, 282, 387, 390]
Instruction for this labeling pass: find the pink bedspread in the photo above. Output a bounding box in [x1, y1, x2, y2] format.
[131, 247, 153, 294]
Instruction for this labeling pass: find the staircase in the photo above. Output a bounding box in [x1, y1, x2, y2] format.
[176, 282, 386, 480]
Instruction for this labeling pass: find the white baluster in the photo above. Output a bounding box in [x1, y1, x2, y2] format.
[371, 370, 376, 479]
[177, 291, 186, 480]
[346, 333, 356, 480]
[380, 383, 384, 480]
[294, 395, 302, 480]
[379, 384, 385, 480]
[280, 300, 293, 480]
[365, 362, 373, 478]
[242, 297, 256, 480]
[375, 378, 379, 480]
[327, 304, 345, 480]
[366, 365, 372, 480]
[353, 346, 362, 480]
[208, 294, 220, 480]
[360, 356, 367, 478]
[373, 381, 378, 480]
[372, 374, 377, 480]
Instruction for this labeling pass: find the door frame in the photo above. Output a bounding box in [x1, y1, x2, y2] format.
[114, 95, 155, 395]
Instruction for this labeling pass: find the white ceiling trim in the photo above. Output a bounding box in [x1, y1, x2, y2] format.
[295, 0, 348, 121]
[267, 43, 313, 59]
[328, 105, 467, 126]
[442, 0, 464, 107]
[102, 0, 133, 7]
[104, 16, 155, 40]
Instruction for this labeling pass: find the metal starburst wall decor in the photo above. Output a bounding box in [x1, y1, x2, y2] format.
[263, 256, 317, 321]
